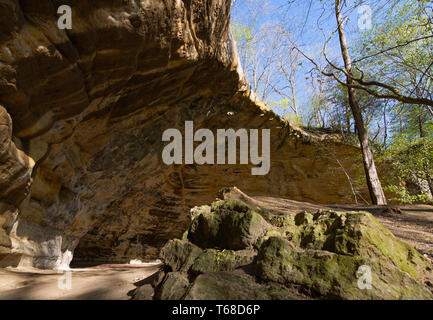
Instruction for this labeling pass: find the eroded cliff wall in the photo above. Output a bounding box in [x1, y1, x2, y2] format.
[0, 0, 363, 269]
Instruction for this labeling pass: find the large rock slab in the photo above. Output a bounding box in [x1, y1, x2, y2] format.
[183, 272, 304, 300]
[159, 239, 202, 272]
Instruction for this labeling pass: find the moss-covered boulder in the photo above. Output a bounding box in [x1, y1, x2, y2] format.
[188, 205, 221, 248]
[256, 236, 433, 300]
[154, 272, 190, 300]
[292, 210, 433, 287]
[331, 212, 432, 284]
[188, 200, 271, 250]
[295, 211, 314, 225]
[159, 239, 202, 272]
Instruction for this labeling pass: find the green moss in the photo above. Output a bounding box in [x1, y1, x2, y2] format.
[295, 211, 314, 225]
[191, 249, 254, 274]
[183, 272, 299, 300]
[349, 212, 431, 281]
[313, 210, 343, 220]
[210, 200, 251, 213]
[188, 207, 222, 248]
[256, 230, 281, 248]
[220, 209, 270, 249]
[256, 236, 433, 299]
[159, 239, 202, 272]
[181, 230, 189, 240]
[269, 215, 295, 227]
[255, 209, 273, 222]
[190, 205, 211, 220]
[189, 200, 271, 250]
[300, 219, 330, 250]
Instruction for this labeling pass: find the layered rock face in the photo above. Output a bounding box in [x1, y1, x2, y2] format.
[0, 0, 363, 269]
[143, 189, 433, 300]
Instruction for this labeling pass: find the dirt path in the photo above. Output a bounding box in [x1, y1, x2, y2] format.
[0, 263, 161, 300]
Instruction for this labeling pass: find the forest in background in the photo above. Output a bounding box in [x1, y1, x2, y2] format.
[231, 0, 433, 205]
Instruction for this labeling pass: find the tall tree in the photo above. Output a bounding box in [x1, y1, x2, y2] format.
[335, 0, 387, 205]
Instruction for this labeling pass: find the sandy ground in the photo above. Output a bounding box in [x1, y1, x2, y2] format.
[0, 263, 161, 300]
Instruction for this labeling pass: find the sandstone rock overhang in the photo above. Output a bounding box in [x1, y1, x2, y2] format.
[0, 0, 363, 269]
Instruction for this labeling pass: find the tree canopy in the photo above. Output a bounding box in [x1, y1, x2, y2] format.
[231, 0, 433, 204]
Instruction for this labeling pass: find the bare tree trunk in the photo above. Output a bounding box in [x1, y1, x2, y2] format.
[427, 105, 433, 117]
[418, 106, 425, 137]
[383, 104, 387, 145]
[289, 77, 298, 116]
[335, 0, 387, 205]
